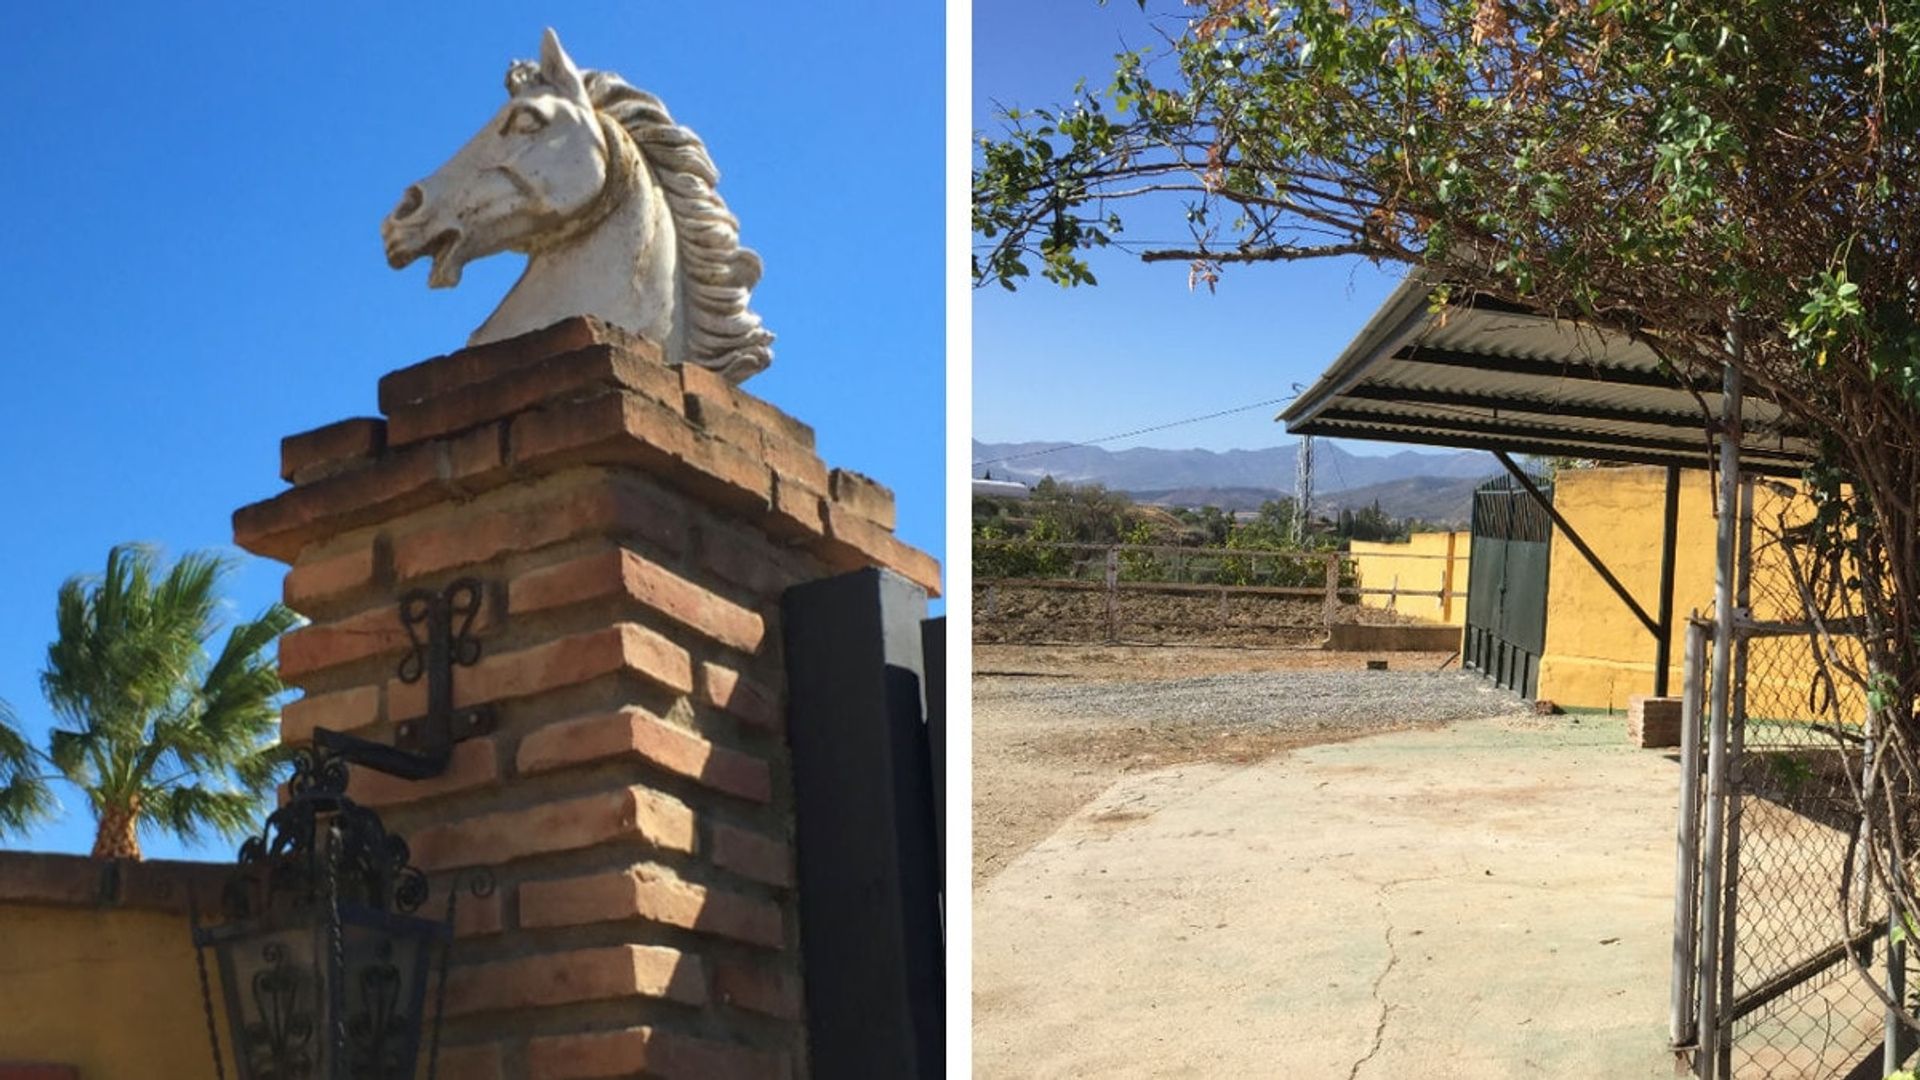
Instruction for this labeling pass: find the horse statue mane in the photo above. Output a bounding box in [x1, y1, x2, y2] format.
[382, 29, 774, 382]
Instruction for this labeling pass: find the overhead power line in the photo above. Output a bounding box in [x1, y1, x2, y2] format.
[971, 394, 1296, 471]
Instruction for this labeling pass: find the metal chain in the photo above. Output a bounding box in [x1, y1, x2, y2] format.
[326, 818, 348, 1073]
[426, 876, 458, 1080]
[189, 888, 229, 1080]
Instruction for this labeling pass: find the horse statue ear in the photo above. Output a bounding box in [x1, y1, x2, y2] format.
[538, 28, 587, 101]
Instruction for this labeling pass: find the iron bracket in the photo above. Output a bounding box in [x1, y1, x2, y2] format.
[312, 578, 494, 781]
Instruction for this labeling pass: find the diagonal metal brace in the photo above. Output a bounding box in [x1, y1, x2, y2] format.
[1492, 451, 1660, 639]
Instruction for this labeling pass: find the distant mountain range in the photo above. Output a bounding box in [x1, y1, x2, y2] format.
[971, 439, 1502, 526]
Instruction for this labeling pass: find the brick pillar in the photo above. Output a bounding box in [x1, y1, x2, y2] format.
[233, 318, 940, 1080]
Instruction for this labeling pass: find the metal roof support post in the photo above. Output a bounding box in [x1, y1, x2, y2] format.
[1655, 466, 1681, 697]
[1697, 344, 1744, 1077]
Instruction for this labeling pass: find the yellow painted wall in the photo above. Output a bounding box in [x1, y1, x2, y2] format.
[0, 902, 232, 1077]
[1535, 465, 1856, 717]
[1349, 531, 1470, 626]
[1535, 466, 1714, 710]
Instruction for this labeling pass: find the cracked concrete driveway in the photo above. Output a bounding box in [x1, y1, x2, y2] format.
[974, 713, 1683, 1078]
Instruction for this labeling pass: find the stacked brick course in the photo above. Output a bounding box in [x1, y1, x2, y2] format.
[233, 318, 939, 1079]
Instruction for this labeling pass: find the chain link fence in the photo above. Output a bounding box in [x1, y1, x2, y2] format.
[1684, 480, 1896, 1078]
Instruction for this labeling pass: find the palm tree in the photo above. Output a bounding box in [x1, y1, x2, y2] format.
[0, 545, 297, 859]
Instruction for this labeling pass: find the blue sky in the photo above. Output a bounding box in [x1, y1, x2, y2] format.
[971, 0, 1409, 457]
[0, 3, 942, 859]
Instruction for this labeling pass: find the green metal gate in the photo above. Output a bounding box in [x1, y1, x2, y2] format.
[1462, 472, 1553, 697]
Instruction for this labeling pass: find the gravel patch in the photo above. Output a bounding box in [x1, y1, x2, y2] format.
[987, 669, 1525, 733]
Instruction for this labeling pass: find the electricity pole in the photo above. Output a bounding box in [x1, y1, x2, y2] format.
[1294, 434, 1314, 544]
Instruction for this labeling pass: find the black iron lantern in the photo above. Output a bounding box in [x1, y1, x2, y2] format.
[191, 748, 479, 1080]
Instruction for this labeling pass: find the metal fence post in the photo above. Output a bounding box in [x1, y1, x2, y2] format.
[1672, 615, 1709, 1052]
[1104, 546, 1119, 643]
[1697, 356, 1743, 1078]
[1323, 554, 1340, 628]
[1891, 885, 1909, 1075]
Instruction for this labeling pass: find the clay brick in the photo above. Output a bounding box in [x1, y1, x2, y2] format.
[347, 737, 498, 808]
[712, 959, 803, 1020]
[408, 784, 695, 872]
[389, 623, 692, 721]
[519, 862, 783, 948]
[511, 548, 765, 653]
[454, 886, 505, 938]
[684, 391, 765, 451]
[235, 443, 454, 563]
[679, 431, 776, 516]
[517, 708, 771, 803]
[281, 417, 386, 484]
[818, 503, 943, 598]
[441, 421, 505, 481]
[509, 390, 774, 521]
[280, 684, 380, 745]
[709, 824, 793, 889]
[282, 606, 405, 683]
[391, 475, 685, 581]
[680, 362, 816, 450]
[830, 467, 897, 530]
[698, 524, 810, 598]
[510, 391, 700, 480]
[761, 434, 830, 495]
[699, 662, 781, 732]
[527, 1025, 788, 1080]
[767, 474, 827, 540]
[379, 316, 659, 412]
[444, 944, 705, 1017]
[510, 383, 780, 518]
[388, 344, 682, 447]
[432, 1042, 505, 1080]
[284, 544, 378, 613]
[1628, 694, 1684, 749]
[281, 589, 500, 683]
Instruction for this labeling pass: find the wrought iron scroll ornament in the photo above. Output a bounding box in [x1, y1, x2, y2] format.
[394, 578, 492, 764]
[190, 580, 499, 1078]
[222, 749, 430, 924]
[312, 578, 493, 782]
[192, 743, 495, 1080]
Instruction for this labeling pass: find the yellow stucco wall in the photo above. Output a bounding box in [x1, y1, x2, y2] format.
[1349, 531, 1470, 626]
[0, 902, 232, 1077]
[1535, 465, 1855, 717]
[1536, 466, 1717, 710]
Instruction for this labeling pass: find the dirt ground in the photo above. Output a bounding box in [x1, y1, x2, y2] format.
[974, 712, 1691, 1078]
[973, 644, 1894, 1078]
[973, 585, 1428, 646]
[973, 645, 1461, 884]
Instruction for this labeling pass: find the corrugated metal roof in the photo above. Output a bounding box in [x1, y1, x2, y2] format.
[1280, 275, 1811, 475]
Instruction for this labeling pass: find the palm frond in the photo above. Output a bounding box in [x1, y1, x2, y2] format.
[45, 726, 97, 784]
[141, 783, 265, 846]
[0, 700, 55, 840]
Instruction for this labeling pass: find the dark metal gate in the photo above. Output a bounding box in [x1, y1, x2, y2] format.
[783, 567, 945, 1079]
[1462, 472, 1553, 697]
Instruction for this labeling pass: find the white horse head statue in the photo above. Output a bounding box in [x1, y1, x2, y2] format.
[381, 28, 773, 381]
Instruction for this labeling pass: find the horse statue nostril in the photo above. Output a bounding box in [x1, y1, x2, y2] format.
[392, 185, 425, 222]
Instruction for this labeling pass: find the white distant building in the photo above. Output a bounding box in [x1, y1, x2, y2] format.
[972, 477, 1030, 500]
